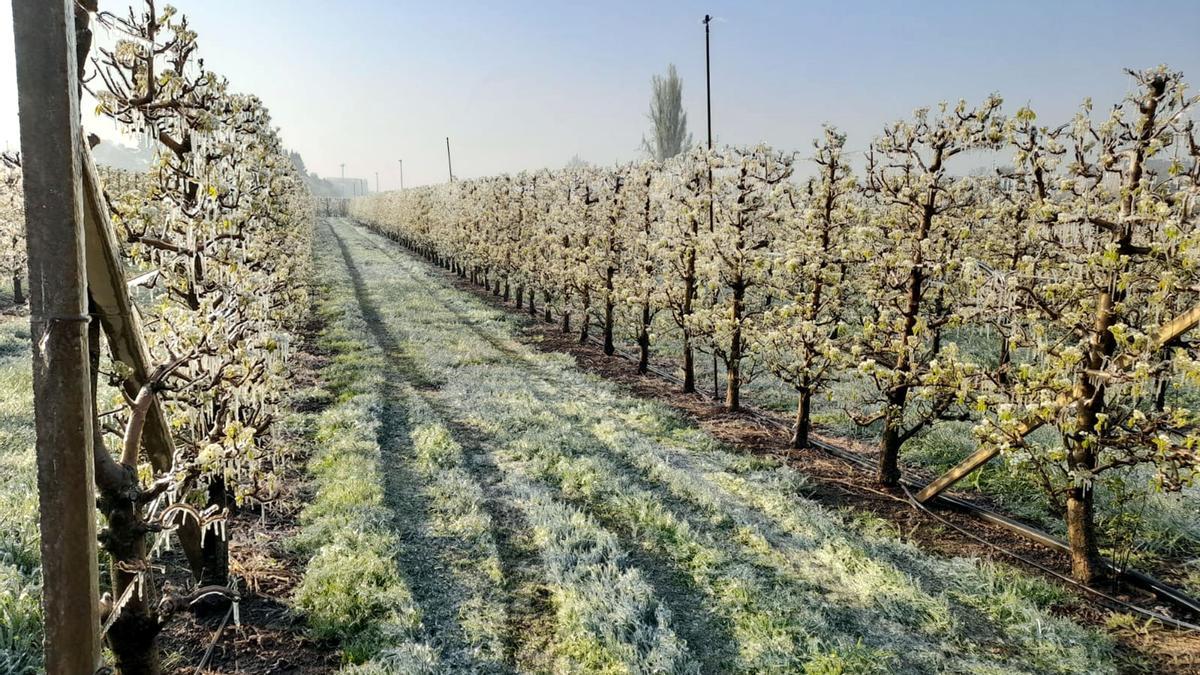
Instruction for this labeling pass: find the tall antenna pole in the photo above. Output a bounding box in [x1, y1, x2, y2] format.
[446, 136, 454, 182]
[704, 14, 713, 150]
[340, 163, 346, 198]
[399, 159, 404, 190]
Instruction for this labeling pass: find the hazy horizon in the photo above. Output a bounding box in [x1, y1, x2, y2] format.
[2, 0, 1199, 188]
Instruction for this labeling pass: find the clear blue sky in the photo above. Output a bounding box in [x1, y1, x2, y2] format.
[2, 0, 1198, 187]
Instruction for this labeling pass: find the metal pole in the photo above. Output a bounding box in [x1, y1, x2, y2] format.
[399, 159, 404, 190]
[375, 171, 379, 193]
[446, 136, 454, 182]
[12, 0, 102, 671]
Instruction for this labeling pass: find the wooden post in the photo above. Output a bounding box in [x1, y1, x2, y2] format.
[12, 0, 103, 672]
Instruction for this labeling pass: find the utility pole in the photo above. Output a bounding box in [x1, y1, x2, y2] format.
[340, 163, 346, 198]
[704, 14, 713, 150]
[12, 0, 102, 671]
[703, 13, 719, 402]
[446, 136, 454, 182]
[375, 171, 379, 193]
[399, 159, 404, 190]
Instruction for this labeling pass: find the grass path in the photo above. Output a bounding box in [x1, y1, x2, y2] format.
[319, 217, 1118, 674]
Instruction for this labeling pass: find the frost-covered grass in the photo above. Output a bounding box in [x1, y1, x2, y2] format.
[0, 317, 40, 675]
[322, 220, 693, 673]
[403, 398, 509, 668]
[517, 483, 691, 673]
[292, 232, 437, 669]
[329, 218, 1122, 673]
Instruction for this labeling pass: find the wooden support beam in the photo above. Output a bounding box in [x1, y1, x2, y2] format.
[917, 302, 1200, 503]
[915, 444, 1003, 503]
[1155, 301, 1200, 347]
[81, 143, 175, 472]
[82, 113, 205, 581]
[12, 0, 103, 671]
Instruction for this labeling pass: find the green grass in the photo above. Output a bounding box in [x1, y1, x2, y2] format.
[0, 316, 41, 674]
[324, 218, 1120, 674]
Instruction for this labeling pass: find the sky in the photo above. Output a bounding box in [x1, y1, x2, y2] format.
[2, 0, 1199, 188]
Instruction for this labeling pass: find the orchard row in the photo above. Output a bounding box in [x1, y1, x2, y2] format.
[2, 2, 312, 670]
[353, 67, 1200, 584]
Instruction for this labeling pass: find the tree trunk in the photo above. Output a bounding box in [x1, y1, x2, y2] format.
[790, 386, 812, 450]
[1064, 292, 1113, 584]
[682, 336, 695, 393]
[725, 283, 744, 411]
[712, 354, 720, 401]
[1065, 482, 1101, 584]
[561, 309, 570, 334]
[12, 275, 24, 305]
[877, 390, 907, 487]
[724, 358, 739, 410]
[543, 290, 552, 323]
[931, 289, 945, 356]
[603, 264, 616, 355]
[603, 298, 615, 356]
[579, 291, 590, 344]
[90, 314, 162, 674]
[997, 331, 1011, 386]
[196, 477, 230, 597]
[681, 218, 698, 393]
[637, 302, 651, 374]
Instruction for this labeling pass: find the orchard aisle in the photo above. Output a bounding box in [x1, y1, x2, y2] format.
[317, 217, 1118, 674]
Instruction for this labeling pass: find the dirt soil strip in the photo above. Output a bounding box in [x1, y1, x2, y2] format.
[378, 230, 1200, 673]
[158, 315, 338, 674]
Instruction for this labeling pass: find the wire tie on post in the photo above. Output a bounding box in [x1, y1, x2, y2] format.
[29, 313, 93, 325]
